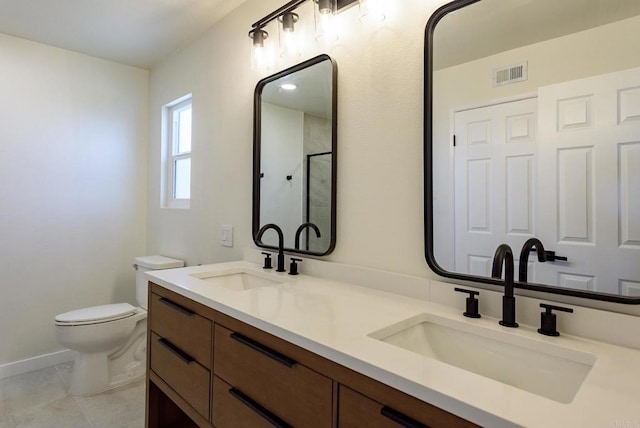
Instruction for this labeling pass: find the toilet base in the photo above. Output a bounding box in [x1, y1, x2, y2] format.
[68, 351, 145, 395]
[67, 317, 147, 396]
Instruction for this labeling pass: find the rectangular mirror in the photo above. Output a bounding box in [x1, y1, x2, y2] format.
[253, 54, 337, 255]
[425, 0, 640, 303]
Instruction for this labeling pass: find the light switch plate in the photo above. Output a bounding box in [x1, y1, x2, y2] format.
[221, 225, 233, 247]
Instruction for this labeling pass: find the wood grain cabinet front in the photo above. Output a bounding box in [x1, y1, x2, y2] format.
[338, 384, 479, 428]
[149, 332, 211, 420]
[339, 385, 430, 428]
[149, 292, 212, 368]
[213, 375, 293, 428]
[213, 324, 333, 428]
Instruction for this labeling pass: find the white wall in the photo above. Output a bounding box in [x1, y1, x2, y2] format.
[0, 34, 149, 366]
[146, 2, 257, 265]
[147, 0, 449, 274]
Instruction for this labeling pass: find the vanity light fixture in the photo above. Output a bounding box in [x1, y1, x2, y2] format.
[280, 83, 297, 90]
[249, 0, 359, 68]
[278, 12, 302, 59]
[314, 0, 339, 42]
[280, 11, 300, 32]
[249, 27, 271, 71]
[317, 0, 334, 14]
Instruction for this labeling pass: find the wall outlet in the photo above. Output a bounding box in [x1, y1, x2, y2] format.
[221, 225, 233, 247]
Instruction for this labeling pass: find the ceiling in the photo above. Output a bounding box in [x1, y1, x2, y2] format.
[262, 59, 334, 118]
[0, 0, 247, 69]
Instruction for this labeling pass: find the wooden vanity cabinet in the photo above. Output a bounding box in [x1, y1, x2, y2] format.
[146, 283, 479, 428]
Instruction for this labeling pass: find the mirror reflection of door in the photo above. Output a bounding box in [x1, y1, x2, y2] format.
[537, 67, 640, 295]
[452, 67, 640, 295]
[431, 0, 640, 298]
[453, 98, 538, 279]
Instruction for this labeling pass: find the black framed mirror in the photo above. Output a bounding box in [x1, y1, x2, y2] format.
[425, 0, 640, 303]
[253, 54, 337, 255]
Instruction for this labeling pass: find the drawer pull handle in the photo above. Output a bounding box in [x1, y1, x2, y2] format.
[381, 406, 429, 428]
[228, 387, 290, 428]
[230, 332, 296, 368]
[158, 297, 195, 317]
[157, 338, 194, 365]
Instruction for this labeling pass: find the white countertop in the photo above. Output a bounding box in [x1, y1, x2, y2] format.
[146, 261, 640, 427]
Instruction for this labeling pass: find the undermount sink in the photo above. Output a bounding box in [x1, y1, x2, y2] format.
[189, 268, 286, 291]
[369, 313, 596, 403]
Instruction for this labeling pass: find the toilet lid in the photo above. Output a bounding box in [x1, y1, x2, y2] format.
[55, 303, 137, 325]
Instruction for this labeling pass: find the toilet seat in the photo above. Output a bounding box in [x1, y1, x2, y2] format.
[55, 303, 137, 326]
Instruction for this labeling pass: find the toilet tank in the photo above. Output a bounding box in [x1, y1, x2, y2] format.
[133, 255, 184, 309]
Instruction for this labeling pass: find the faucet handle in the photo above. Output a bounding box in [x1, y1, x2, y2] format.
[454, 288, 481, 318]
[538, 303, 573, 336]
[261, 252, 273, 269]
[543, 250, 568, 262]
[289, 258, 302, 276]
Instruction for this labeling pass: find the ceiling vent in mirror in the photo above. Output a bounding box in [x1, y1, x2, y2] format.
[493, 61, 528, 87]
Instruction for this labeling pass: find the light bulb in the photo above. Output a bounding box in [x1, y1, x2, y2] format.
[278, 12, 301, 60]
[249, 28, 272, 71]
[314, 0, 338, 43]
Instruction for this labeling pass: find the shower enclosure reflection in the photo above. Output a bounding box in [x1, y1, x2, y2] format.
[253, 55, 337, 255]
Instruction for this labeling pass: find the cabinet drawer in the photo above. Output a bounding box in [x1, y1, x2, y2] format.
[149, 292, 212, 368]
[339, 385, 418, 428]
[213, 375, 291, 428]
[150, 332, 210, 420]
[339, 385, 476, 428]
[214, 325, 332, 428]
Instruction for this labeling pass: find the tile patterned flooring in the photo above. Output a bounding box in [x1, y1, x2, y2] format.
[0, 362, 145, 428]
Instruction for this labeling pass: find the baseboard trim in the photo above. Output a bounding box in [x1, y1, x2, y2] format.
[0, 349, 74, 379]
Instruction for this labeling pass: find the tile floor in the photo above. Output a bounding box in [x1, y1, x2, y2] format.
[0, 362, 145, 428]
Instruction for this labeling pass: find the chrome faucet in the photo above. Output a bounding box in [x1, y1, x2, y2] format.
[256, 224, 286, 272]
[294, 222, 321, 250]
[492, 244, 518, 328]
[518, 238, 546, 282]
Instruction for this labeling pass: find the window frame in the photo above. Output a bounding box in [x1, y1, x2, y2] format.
[163, 95, 192, 209]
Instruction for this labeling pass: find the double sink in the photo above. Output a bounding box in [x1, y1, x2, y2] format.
[188, 267, 595, 404]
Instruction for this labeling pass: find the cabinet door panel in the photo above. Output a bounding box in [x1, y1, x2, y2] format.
[339, 385, 420, 428]
[150, 292, 212, 368]
[213, 375, 290, 428]
[150, 332, 210, 420]
[214, 324, 333, 428]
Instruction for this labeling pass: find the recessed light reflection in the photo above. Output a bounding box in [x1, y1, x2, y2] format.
[280, 83, 297, 90]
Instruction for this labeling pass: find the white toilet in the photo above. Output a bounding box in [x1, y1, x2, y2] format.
[55, 255, 184, 396]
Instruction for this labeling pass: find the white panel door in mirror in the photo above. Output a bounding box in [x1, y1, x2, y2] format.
[453, 98, 537, 279]
[538, 66, 640, 294]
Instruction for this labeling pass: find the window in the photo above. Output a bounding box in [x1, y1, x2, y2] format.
[164, 96, 192, 208]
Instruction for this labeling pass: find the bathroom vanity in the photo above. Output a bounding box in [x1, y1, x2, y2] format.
[145, 261, 640, 427]
[146, 281, 475, 427]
